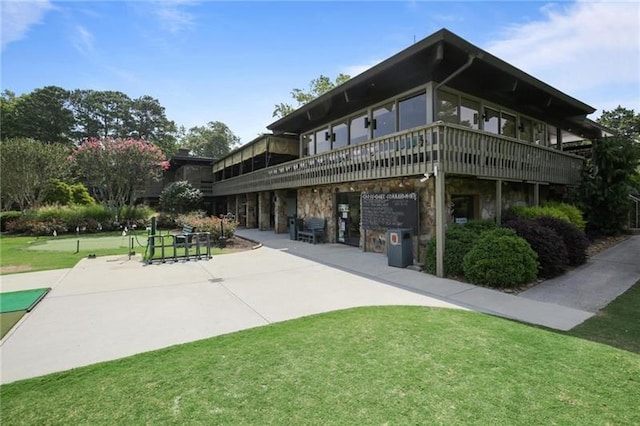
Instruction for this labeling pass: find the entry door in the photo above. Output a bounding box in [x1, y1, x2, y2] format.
[337, 192, 361, 246]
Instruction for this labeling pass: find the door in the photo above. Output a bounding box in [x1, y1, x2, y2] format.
[337, 192, 361, 246]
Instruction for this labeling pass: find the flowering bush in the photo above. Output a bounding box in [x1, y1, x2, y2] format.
[176, 212, 237, 240]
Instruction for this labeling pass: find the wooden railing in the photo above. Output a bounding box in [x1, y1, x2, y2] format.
[211, 123, 584, 196]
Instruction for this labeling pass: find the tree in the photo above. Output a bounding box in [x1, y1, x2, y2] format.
[11, 86, 75, 144]
[181, 121, 240, 158]
[576, 136, 640, 235]
[159, 181, 203, 213]
[598, 106, 640, 142]
[69, 89, 132, 140]
[0, 90, 19, 140]
[128, 95, 179, 157]
[70, 137, 169, 213]
[272, 73, 351, 118]
[0, 138, 72, 210]
[40, 179, 73, 205]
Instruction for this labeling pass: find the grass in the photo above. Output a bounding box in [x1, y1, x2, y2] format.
[0, 233, 227, 275]
[567, 279, 640, 353]
[1, 307, 639, 425]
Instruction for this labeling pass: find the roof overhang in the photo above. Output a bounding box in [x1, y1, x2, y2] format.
[268, 29, 600, 139]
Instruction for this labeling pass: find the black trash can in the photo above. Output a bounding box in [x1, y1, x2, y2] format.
[387, 228, 413, 268]
[288, 216, 297, 240]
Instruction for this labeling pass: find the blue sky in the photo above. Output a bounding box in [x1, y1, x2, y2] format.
[2, 0, 639, 144]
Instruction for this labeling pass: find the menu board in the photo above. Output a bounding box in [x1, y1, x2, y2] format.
[361, 192, 418, 233]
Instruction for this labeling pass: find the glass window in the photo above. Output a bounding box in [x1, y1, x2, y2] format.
[501, 112, 516, 138]
[519, 117, 533, 142]
[303, 133, 314, 156]
[373, 102, 396, 138]
[437, 90, 459, 124]
[350, 113, 368, 145]
[332, 121, 348, 149]
[399, 92, 426, 131]
[315, 127, 330, 154]
[534, 122, 546, 145]
[483, 107, 499, 134]
[548, 126, 558, 148]
[460, 97, 479, 129]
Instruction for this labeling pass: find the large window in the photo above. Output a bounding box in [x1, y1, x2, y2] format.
[350, 113, 368, 145]
[519, 117, 533, 142]
[399, 92, 426, 131]
[501, 112, 516, 138]
[315, 127, 330, 154]
[332, 121, 348, 149]
[483, 107, 499, 134]
[460, 97, 480, 129]
[303, 133, 314, 156]
[437, 90, 459, 124]
[373, 102, 396, 139]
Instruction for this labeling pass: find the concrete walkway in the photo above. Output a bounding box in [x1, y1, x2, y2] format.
[0, 248, 459, 384]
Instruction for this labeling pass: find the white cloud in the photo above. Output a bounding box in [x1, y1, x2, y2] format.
[152, 1, 197, 34]
[1, 0, 53, 49]
[72, 25, 94, 56]
[486, 0, 640, 107]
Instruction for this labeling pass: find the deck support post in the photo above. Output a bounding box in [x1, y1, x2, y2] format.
[496, 180, 502, 226]
[533, 183, 540, 206]
[435, 170, 446, 278]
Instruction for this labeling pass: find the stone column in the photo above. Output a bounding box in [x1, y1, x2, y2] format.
[258, 192, 271, 231]
[274, 190, 288, 234]
[246, 193, 257, 228]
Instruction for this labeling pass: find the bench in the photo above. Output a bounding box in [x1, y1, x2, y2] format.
[297, 217, 325, 244]
[173, 225, 196, 246]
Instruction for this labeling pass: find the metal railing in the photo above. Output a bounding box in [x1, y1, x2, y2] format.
[630, 194, 640, 229]
[211, 122, 585, 196]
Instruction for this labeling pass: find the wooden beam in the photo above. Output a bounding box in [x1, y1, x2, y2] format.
[435, 170, 446, 277]
[533, 183, 540, 206]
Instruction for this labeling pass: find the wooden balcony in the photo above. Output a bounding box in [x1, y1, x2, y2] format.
[211, 123, 584, 196]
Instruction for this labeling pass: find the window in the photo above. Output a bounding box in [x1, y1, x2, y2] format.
[548, 126, 558, 148]
[373, 102, 396, 138]
[519, 117, 533, 142]
[399, 92, 426, 131]
[534, 122, 546, 145]
[303, 133, 314, 156]
[460, 97, 479, 129]
[332, 121, 348, 149]
[501, 112, 516, 138]
[437, 90, 459, 124]
[350, 113, 368, 145]
[315, 127, 330, 154]
[483, 107, 499, 134]
[451, 195, 475, 223]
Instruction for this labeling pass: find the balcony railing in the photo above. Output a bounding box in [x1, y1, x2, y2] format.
[211, 122, 584, 196]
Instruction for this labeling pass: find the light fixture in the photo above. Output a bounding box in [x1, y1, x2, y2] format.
[419, 172, 430, 183]
[399, 177, 407, 188]
[434, 165, 439, 178]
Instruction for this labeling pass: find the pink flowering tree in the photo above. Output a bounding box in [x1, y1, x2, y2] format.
[69, 137, 169, 213]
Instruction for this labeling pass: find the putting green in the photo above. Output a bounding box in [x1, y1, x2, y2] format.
[26, 235, 149, 252]
[0, 310, 27, 339]
[0, 288, 50, 313]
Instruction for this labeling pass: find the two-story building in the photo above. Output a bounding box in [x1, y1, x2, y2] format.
[210, 28, 610, 276]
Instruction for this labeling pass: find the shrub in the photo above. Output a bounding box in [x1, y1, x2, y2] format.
[535, 216, 589, 266]
[463, 228, 538, 288]
[1, 211, 22, 232]
[508, 205, 570, 223]
[155, 212, 178, 229]
[70, 183, 95, 205]
[5, 204, 116, 235]
[176, 212, 237, 240]
[160, 181, 203, 214]
[425, 220, 497, 276]
[542, 202, 586, 231]
[503, 218, 568, 278]
[40, 179, 72, 206]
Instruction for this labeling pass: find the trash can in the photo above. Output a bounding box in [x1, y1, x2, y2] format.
[387, 228, 413, 268]
[288, 216, 297, 240]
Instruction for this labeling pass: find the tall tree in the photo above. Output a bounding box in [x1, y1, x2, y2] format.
[12, 86, 75, 144]
[0, 138, 72, 210]
[128, 95, 178, 157]
[69, 89, 132, 140]
[598, 106, 640, 142]
[182, 121, 240, 158]
[272, 73, 350, 118]
[70, 138, 169, 212]
[0, 90, 19, 140]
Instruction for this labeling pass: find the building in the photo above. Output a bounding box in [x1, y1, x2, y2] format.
[210, 29, 610, 276]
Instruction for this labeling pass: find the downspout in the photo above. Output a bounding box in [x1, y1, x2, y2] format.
[432, 52, 478, 278]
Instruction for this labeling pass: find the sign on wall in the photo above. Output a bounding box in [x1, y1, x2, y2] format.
[361, 192, 419, 233]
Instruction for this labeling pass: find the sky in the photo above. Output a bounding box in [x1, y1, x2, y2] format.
[2, 0, 639, 145]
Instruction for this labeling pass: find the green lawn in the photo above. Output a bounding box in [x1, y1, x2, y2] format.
[1, 307, 638, 425]
[0, 233, 226, 275]
[567, 279, 640, 353]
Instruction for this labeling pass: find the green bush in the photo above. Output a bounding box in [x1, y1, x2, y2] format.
[503, 218, 568, 278]
[5, 204, 116, 235]
[425, 220, 497, 276]
[160, 181, 203, 214]
[536, 216, 589, 266]
[70, 183, 95, 205]
[508, 205, 570, 223]
[463, 228, 538, 288]
[120, 205, 156, 222]
[542, 202, 586, 231]
[40, 179, 72, 206]
[176, 212, 237, 240]
[0, 211, 22, 232]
